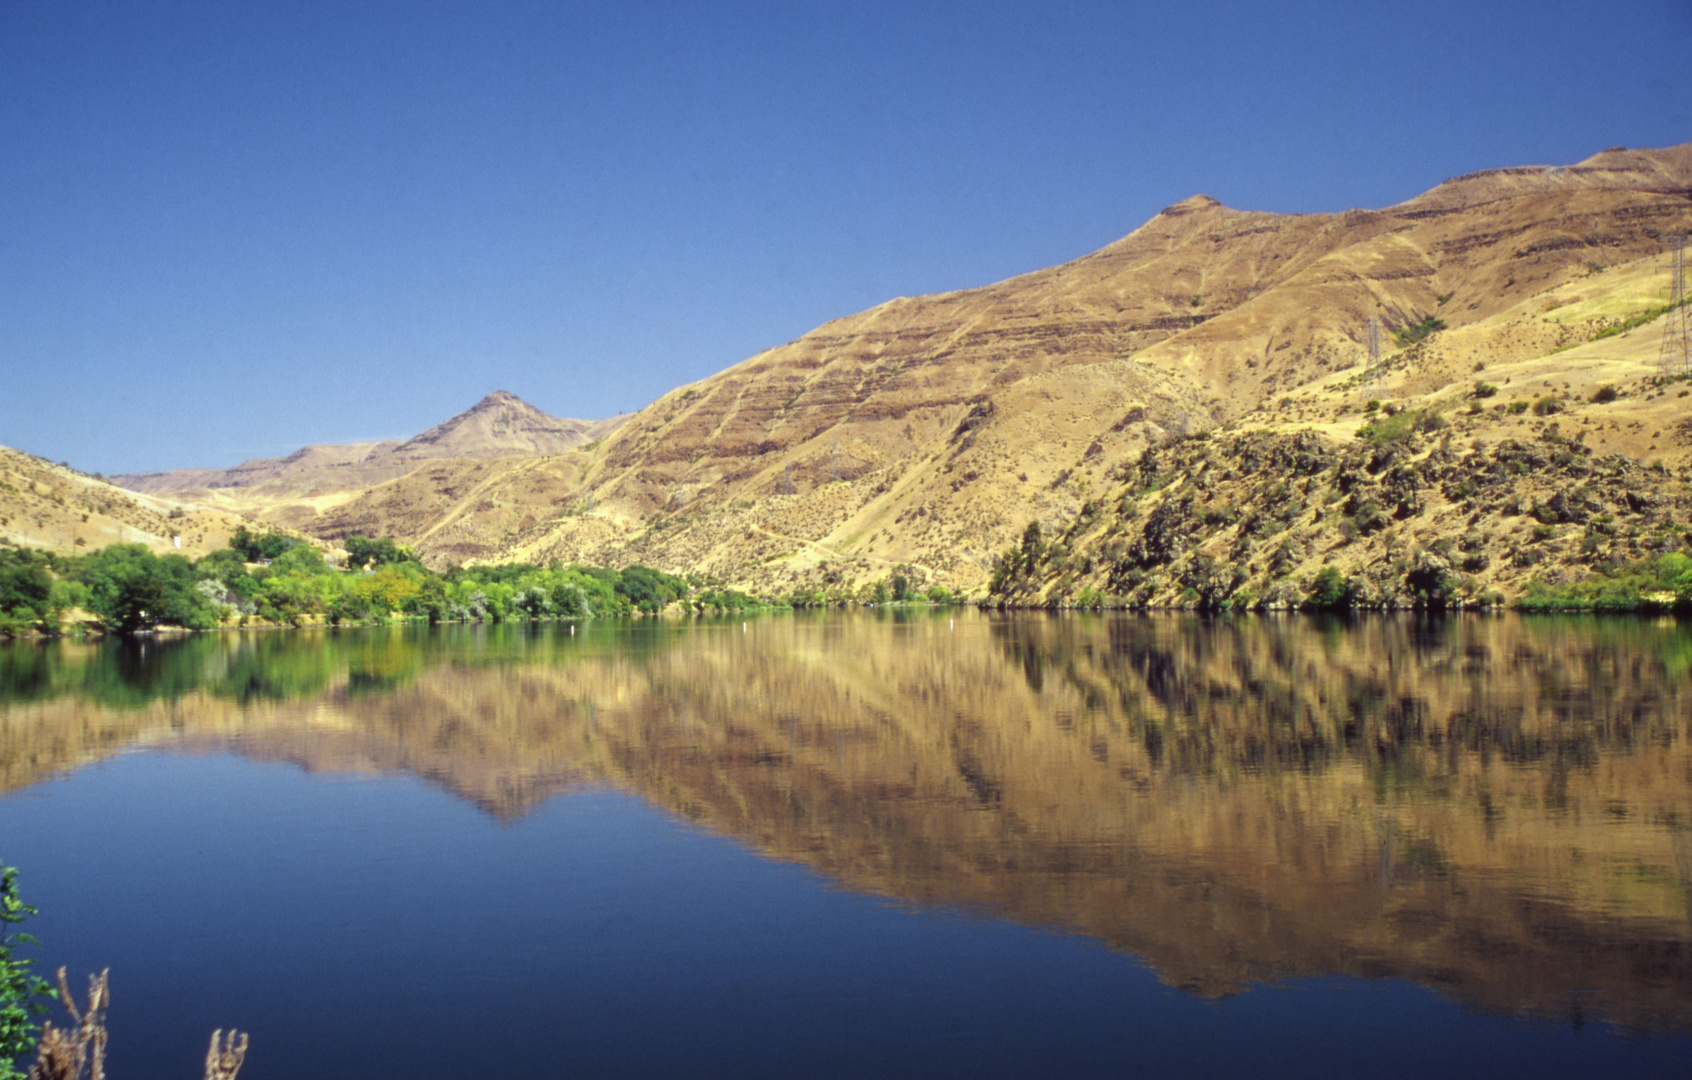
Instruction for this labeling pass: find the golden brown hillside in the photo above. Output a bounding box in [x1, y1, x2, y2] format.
[283, 144, 1692, 597]
[110, 391, 628, 532]
[0, 444, 256, 558]
[5, 614, 1690, 1028]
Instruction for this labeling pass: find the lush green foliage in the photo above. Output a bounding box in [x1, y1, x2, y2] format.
[1304, 567, 1356, 611]
[1518, 552, 1692, 613]
[343, 535, 413, 570]
[0, 528, 872, 635]
[0, 552, 52, 638]
[228, 526, 298, 562]
[71, 545, 220, 632]
[0, 864, 52, 1080]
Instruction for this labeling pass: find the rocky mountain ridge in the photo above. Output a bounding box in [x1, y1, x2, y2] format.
[109, 391, 628, 533]
[348, 141, 1691, 601]
[19, 143, 1692, 600]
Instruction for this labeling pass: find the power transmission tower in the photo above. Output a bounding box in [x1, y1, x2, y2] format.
[1659, 235, 1690, 381]
[831, 439, 841, 482]
[1361, 315, 1383, 396]
[780, 462, 795, 496]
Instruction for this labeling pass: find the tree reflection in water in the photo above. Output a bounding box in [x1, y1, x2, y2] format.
[4, 611, 1692, 1029]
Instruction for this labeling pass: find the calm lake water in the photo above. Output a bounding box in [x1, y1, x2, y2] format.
[3, 611, 1692, 1078]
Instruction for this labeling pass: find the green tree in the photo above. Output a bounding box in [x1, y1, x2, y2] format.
[0, 864, 53, 1080]
[614, 565, 687, 614]
[0, 552, 50, 620]
[269, 545, 330, 577]
[344, 535, 410, 570]
[1019, 522, 1044, 573]
[1305, 567, 1356, 611]
[71, 545, 217, 632]
[228, 527, 296, 562]
[889, 570, 916, 602]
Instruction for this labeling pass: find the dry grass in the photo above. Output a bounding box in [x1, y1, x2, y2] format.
[26, 969, 247, 1080]
[29, 968, 107, 1080]
[202, 1031, 247, 1080]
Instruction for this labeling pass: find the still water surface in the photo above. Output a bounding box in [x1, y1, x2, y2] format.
[2, 612, 1692, 1077]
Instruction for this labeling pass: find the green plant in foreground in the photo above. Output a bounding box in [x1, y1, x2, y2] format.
[0, 864, 53, 1080]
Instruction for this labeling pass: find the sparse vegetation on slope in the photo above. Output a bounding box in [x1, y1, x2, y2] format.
[14, 145, 1692, 605]
[0, 446, 248, 558]
[377, 142, 1692, 598]
[986, 417, 1691, 611]
[1392, 313, 1447, 347]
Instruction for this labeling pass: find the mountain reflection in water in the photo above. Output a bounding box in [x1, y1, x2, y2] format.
[3, 612, 1690, 1030]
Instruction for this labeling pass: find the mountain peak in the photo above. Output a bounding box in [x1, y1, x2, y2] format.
[396, 392, 606, 458]
[472, 390, 526, 410]
[462, 390, 544, 418]
[1161, 194, 1223, 216]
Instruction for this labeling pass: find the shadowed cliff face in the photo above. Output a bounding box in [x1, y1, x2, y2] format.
[4, 614, 1692, 1029]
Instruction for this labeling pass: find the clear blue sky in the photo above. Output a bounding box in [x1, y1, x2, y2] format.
[3, 0, 1689, 475]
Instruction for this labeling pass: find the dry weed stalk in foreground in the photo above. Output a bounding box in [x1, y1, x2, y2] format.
[28, 968, 107, 1080]
[202, 1030, 246, 1080]
[26, 969, 247, 1080]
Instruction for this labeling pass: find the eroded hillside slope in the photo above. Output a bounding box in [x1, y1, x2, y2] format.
[0, 445, 251, 557]
[112, 391, 627, 532]
[336, 143, 1688, 595]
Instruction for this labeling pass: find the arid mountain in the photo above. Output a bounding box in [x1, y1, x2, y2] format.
[291, 144, 1692, 597]
[5, 614, 1691, 1028]
[111, 392, 628, 532]
[395, 389, 622, 459]
[0, 444, 255, 557]
[47, 145, 1692, 598]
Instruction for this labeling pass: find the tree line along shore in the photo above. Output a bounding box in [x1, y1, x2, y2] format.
[0, 528, 967, 638]
[1, 519, 1689, 640]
